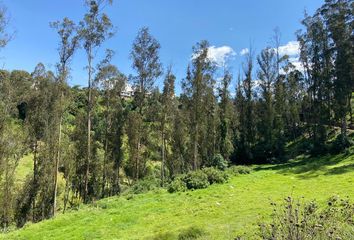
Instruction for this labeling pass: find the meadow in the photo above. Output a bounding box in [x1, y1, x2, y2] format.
[2, 151, 353, 240]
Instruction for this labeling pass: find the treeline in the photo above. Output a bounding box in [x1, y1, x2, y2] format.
[0, 0, 353, 230]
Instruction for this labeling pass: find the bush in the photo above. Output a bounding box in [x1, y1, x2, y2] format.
[207, 154, 228, 170]
[202, 167, 229, 184]
[168, 176, 187, 193]
[131, 177, 161, 194]
[178, 226, 207, 240]
[227, 165, 252, 175]
[259, 196, 354, 240]
[183, 171, 210, 190]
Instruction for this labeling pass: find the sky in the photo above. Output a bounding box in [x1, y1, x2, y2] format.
[1, 0, 324, 93]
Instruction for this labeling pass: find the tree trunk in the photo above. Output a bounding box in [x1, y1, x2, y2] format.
[102, 131, 108, 198]
[135, 139, 140, 181]
[32, 141, 38, 222]
[62, 176, 70, 214]
[161, 124, 165, 187]
[193, 124, 198, 170]
[84, 49, 92, 203]
[53, 112, 62, 217]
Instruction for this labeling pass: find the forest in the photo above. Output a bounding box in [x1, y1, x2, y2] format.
[0, 0, 353, 239]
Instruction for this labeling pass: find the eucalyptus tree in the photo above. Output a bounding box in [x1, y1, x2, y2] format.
[182, 41, 216, 170]
[242, 48, 255, 160]
[78, 0, 114, 202]
[160, 67, 176, 185]
[320, 0, 353, 145]
[94, 50, 126, 196]
[129, 27, 162, 180]
[50, 17, 79, 216]
[218, 70, 233, 161]
[257, 47, 277, 158]
[298, 12, 333, 153]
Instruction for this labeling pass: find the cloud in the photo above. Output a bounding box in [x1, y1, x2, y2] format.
[207, 45, 236, 67]
[277, 41, 304, 72]
[240, 48, 249, 56]
[278, 41, 300, 56]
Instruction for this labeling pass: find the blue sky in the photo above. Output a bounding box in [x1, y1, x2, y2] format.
[1, 0, 323, 92]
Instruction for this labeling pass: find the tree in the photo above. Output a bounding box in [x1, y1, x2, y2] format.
[50, 17, 79, 216]
[256, 47, 277, 160]
[298, 11, 333, 153]
[182, 41, 216, 170]
[160, 67, 176, 185]
[218, 70, 233, 161]
[129, 27, 162, 180]
[78, 0, 114, 202]
[94, 50, 126, 196]
[241, 48, 255, 161]
[321, 0, 353, 146]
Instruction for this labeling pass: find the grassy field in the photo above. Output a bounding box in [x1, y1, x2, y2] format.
[2, 152, 353, 240]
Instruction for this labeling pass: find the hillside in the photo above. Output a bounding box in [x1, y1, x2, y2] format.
[2, 152, 353, 240]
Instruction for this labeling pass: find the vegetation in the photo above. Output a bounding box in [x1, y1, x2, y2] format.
[0, 151, 353, 239]
[260, 196, 354, 239]
[0, 0, 352, 238]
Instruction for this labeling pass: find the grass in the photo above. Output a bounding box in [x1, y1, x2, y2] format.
[2, 152, 354, 240]
[14, 154, 33, 186]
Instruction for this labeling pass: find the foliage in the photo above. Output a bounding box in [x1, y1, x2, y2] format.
[201, 167, 229, 184]
[259, 196, 354, 240]
[183, 171, 210, 190]
[206, 154, 228, 170]
[167, 176, 187, 193]
[227, 165, 252, 175]
[130, 177, 161, 194]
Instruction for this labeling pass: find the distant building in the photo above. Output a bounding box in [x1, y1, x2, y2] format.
[121, 83, 135, 99]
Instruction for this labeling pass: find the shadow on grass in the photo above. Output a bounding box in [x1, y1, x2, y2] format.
[254, 153, 353, 179]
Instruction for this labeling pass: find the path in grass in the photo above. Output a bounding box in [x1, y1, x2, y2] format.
[2, 153, 354, 240]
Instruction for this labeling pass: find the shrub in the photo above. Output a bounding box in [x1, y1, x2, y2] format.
[183, 171, 210, 190]
[131, 177, 161, 194]
[202, 167, 229, 184]
[259, 196, 354, 240]
[207, 154, 228, 170]
[227, 165, 252, 175]
[178, 226, 207, 240]
[168, 176, 187, 193]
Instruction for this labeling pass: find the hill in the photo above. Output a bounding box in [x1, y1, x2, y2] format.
[1, 152, 353, 240]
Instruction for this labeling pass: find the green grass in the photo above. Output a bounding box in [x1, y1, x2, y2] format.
[14, 154, 33, 186]
[2, 152, 354, 240]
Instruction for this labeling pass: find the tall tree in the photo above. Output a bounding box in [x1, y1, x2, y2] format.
[182, 41, 216, 170]
[50, 17, 79, 216]
[298, 12, 333, 153]
[321, 0, 353, 145]
[94, 50, 126, 196]
[160, 67, 176, 185]
[242, 48, 255, 161]
[217, 70, 233, 161]
[130, 27, 162, 180]
[256, 47, 277, 160]
[79, 0, 114, 202]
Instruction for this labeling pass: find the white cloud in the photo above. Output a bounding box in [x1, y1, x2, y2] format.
[207, 45, 236, 67]
[240, 48, 249, 56]
[277, 41, 304, 73]
[278, 41, 300, 56]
